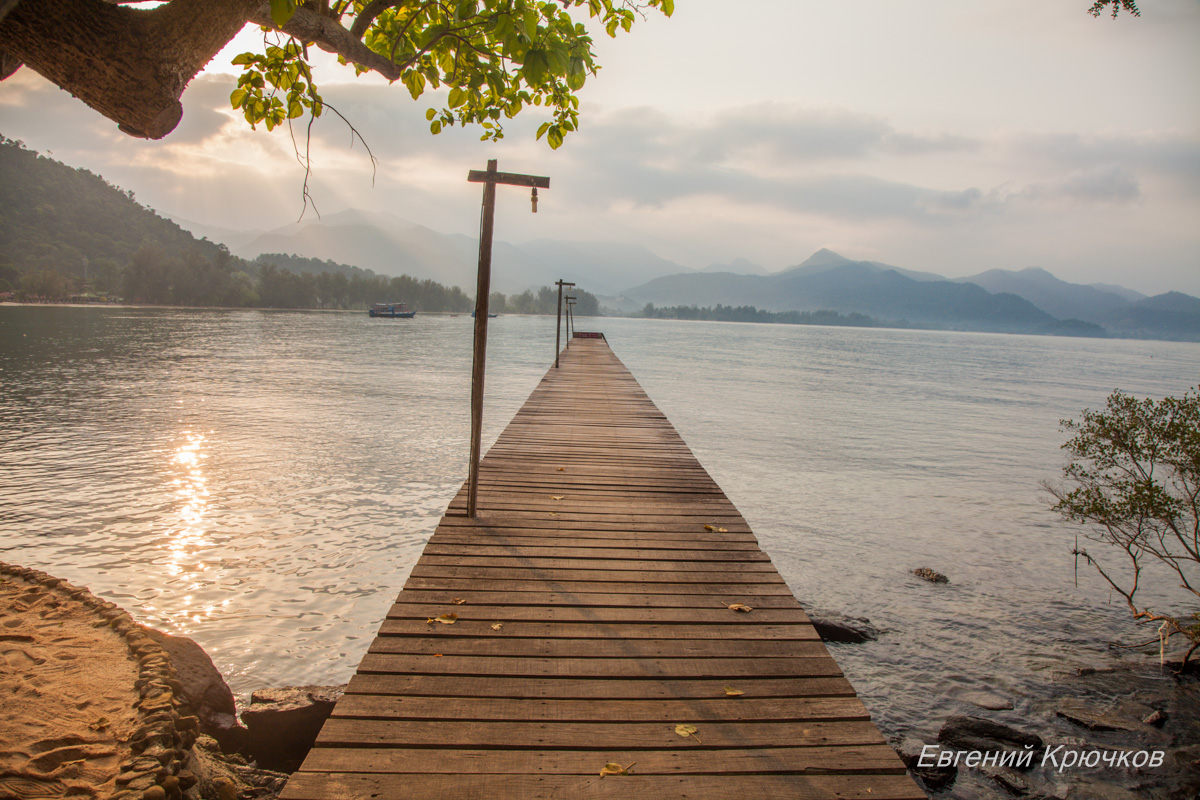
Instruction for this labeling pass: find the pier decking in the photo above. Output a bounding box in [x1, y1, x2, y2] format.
[281, 337, 922, 799]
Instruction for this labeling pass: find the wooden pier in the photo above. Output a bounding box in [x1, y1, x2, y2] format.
[281, 337, 922, 800]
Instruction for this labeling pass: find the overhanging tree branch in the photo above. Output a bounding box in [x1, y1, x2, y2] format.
[0, 0, 257, 138]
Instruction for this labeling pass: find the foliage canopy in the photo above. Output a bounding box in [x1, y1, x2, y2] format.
[232, 0, 673, 150]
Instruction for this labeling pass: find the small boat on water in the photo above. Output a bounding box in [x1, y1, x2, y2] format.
[470, 309, 498, 318]
[369, 302, 416, 318]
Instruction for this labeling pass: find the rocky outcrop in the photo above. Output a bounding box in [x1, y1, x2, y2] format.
[912, 567, 949, 583]
[241, 686, 344, 773]
[937, 715, 1043, 769]
[810, 616, 879, 644]
[893, 735, 957, 791]
[141, 628, 248, 754]
[185, 734, 288, 800]
[960, 691, 1013, 711]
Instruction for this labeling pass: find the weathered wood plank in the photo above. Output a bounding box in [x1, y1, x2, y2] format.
[385, 604, 814, 624]
[297, 744, 908, 775]
[365, 637, 828, 659]
[282, 772, 926, 800]
[314, 718, 890, 749]
[375, 620, 820, 640]
[332, 695, 870, 723]
[343, 674, 856, 700]
[354, 654, 845, 679]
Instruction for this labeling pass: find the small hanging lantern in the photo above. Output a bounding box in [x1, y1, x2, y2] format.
[531, 187, 539, 213]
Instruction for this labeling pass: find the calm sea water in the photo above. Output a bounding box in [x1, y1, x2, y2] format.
[2, 306, 1197, 771]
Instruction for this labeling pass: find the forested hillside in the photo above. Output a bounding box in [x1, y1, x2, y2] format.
[0, 135, 228, 296]
[0, 139, 477, 311]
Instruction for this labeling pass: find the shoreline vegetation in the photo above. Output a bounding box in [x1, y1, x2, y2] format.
[0, 297, 1116, 341]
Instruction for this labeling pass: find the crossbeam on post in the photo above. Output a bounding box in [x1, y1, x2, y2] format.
[465, 160, 550, 518]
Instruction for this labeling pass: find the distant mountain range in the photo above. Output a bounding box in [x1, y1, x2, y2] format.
[175, 209, 695, 296]
[12, 140, 1193, 341]
[620, 249, 1200, 340]
[172, 210, 1200, 340]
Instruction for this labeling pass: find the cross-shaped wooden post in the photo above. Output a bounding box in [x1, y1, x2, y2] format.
[465, 159, 550, 517]
[554, 279, 575, 368]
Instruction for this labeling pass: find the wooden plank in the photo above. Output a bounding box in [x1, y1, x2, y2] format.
[390, 591, 803, 608]
[399, 579, 795, 596]
[344, 675, 856, 700]
[415, 549, 772, 565]
[376, 619, 819, 639]
[280, 338, 917, 800]
[365, 637, 828, 659]
[298, 744, 908, 774]
[314, 718, 890, 749]
[332, 695, 870, 722]
[354, 655, 845, 679]
[385, 604, 814, 624]
[282, 773, 926, 800]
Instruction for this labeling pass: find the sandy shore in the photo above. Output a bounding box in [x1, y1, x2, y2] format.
[0, 563, 194, 800]
[0, 570, 140, 798]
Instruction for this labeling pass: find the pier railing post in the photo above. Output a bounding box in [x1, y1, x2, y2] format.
[554, 279, 574, 369]
[466, 161, 550, 517]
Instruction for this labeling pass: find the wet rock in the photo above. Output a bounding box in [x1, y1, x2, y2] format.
[894, 735, 957, 791]
[961, 691, 1014, 711]
[810, 617, 878, 644]
[979, 763, 1031, 795]
[1143, 708, 1168, 727]
[937, 716, 1043, 769]
[141, 627, 248, 753]
[242, 685, 344, 773]
[1055, 699, 1148, 733]
[913, 567, 948, 583]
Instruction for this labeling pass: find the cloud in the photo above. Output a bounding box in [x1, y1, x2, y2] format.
[1020, 163, 1141, 203]
[1005, 130, 1200, 191]
[550, 106, 992, 224]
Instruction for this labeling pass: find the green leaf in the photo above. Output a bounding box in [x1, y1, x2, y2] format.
[230, 88, 249, 108]
[403, 70, 427, 100]
[431, 120, 443, 134]
[536, 121, 550, 140]
[523, 49, 548, 85]
[523, 7, 539, 35]
[546, 126, 564, 149]
[566, 57, 586, 91]
[426, 107, 438, 121]
[231, 53, 257, 66]
[448, 87, 467, 108]
[269, 0, 297, 28]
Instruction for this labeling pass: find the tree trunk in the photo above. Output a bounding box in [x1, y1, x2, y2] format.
[0, 0, 257, 138]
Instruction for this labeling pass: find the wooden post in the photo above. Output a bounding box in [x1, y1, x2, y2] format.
[565, 295, 576, 340]
[465, 160, 550, 517]
[554, 279, 574, 368]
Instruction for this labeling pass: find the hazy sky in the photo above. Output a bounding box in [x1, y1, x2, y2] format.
[2, 0, 1198, 294]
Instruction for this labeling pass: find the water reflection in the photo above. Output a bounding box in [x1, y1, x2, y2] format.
[166, 431, 214, 627]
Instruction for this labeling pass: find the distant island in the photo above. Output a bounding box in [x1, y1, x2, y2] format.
[3, 136, 1198, 341]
